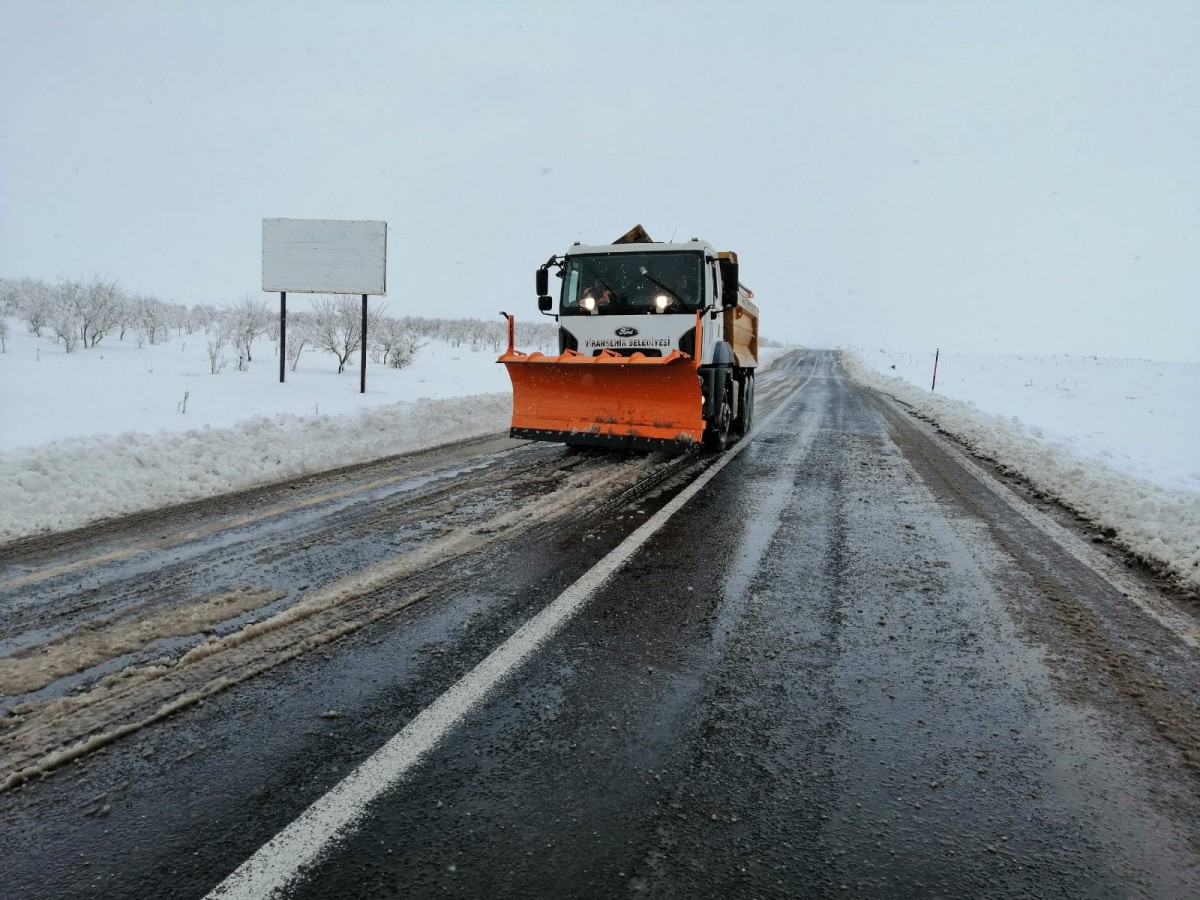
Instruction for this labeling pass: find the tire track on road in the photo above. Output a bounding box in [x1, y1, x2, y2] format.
[0, 448, 698, 790]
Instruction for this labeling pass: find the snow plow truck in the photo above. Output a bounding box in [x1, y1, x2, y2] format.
[499, 225, 759, 452]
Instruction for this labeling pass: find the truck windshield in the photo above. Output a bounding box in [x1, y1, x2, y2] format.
[561, 251, 703, 315]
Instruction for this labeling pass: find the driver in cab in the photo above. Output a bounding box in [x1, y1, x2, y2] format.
[580, 279, 614, 313]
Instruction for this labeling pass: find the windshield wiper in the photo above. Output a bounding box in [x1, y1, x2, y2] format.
[638, 267, 683, 304]
[583, 267, 623, 302]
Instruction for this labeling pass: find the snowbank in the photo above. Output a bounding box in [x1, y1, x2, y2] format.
[843, 352, 1200, 594]
[0, 394, 511, 541]
[0, 315, 523, 540]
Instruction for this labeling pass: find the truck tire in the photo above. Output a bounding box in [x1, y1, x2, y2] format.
[739, 374, 748, 434]
[703, 376, 733, 453]
[734, 373, 755, 436]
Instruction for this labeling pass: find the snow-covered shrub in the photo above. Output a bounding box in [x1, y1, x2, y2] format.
[76, 276, 126, 348]
[16, 279, 54, 337]
[225, 296, 272, 363]
[390, 325, 425, 369]
[310, 295, 382, 374]
[166, 302, 190, 337]
[206, 322, 229, 374]
[372, 316, 425, 369]
[284, 311, 312, 372]
[190, 303, 220, 334]
[131, 294, 171, 345]
[50, 280, 83, 352]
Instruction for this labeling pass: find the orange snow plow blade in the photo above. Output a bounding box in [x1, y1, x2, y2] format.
[499, 348, 706, 451]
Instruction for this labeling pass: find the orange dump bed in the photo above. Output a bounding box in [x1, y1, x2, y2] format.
[499, 347, 706, 451]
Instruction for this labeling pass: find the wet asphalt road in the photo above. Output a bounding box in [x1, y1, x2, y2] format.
[2, 351, 1199, 899]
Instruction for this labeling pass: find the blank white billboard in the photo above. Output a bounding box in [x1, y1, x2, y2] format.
[262, 218, 387, 294]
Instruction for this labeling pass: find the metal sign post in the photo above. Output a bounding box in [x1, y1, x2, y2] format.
[360, 294, 368, 394]
[279, 292, 287, 383]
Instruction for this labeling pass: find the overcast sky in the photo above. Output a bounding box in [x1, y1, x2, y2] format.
[3, 0, 1197, 360]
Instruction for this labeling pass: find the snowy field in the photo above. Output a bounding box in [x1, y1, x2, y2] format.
[845, 349, 1200, 593]
[0, 318, 517, 539]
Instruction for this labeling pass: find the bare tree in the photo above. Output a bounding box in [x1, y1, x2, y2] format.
[0, 278, 18, 317]
[17, 280, 53, 336]
[310, 295, 380, 373]
[206, 321, 229, 374]
[50, 279, 83, 352]
[117, 294, 137, 340]
[483, 319, 508, 353]
[285, 311, 312, 372]
[132, 294, 170, 345]
[370, 316, 399, 365]
[225, 296, 272, 363]
[182, 304, 202, 334]
[190, 303, 221, 334]
[403, 315, 439, 341]
[81, 276, 126, 347]
[373, 316, 425, 368]
[167, 302, 190, 337]
[444, 319, 471, 348]
[389, 322, 425, 369]
[0, 280, 14, 353]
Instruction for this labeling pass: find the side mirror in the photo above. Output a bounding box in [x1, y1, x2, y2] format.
[721, 261, 739, 308]
[536, 268, 549, 297]
[538, 295, 552, 312]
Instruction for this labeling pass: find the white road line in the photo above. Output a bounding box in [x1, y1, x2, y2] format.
[206, 364, 819, 899]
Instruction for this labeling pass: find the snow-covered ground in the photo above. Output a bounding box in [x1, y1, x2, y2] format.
[845, 349, 1200, 594]
[0, 319, 517, 539]
[1, 321, 1196, 594]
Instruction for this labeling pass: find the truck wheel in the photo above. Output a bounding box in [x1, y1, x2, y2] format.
[734, 373, 755, 436]
[703, 377, 733, 452]
[744, 374, 755, 432]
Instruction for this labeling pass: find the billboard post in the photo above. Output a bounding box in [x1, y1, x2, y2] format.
[279, 292, 287, 383]
[360, 294, 368, 395]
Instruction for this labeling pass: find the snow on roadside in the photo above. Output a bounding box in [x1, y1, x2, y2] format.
[842, 352, 1200, 594]
[0, 312, 789, 543]
[0, 394, 512, 541]
[0, 315, 519, 542]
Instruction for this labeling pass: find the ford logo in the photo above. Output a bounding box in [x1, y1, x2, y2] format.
[615, 327, 638, 337]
